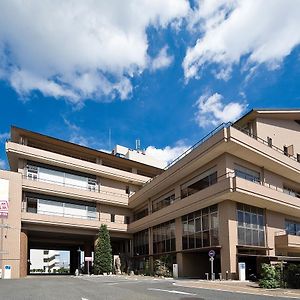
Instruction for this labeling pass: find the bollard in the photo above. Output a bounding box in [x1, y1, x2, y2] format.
[205, 273, 209, 280]
[226, 270, 229, 280]
[219, 273, 222, 281]
[211, 273, 215, 281]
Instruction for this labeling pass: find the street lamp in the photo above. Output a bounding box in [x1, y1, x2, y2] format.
[77, 247, 81, 275]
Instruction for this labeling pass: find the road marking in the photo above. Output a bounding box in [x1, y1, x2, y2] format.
[81, 298, 89, 300]
[148, 288, 197, 296]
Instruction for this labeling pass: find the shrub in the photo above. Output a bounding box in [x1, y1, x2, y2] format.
[285, 264, 300, 289]
[259, 263, 280, 289]
[154, 256, 172, 277]
[94, 224, 112, 274]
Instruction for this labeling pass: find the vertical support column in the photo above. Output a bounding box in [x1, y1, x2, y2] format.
[175, 217, 183, 277]
[19, 230, 28, 277]
[148, 227, 153, 274]
[219, 200, 237, 279]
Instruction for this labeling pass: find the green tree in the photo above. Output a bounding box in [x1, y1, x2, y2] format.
[94, 224, 112, 274]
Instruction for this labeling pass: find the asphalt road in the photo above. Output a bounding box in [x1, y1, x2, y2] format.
[0, 276, 297, 300]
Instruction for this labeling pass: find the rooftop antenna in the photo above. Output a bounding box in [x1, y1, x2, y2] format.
[108, 128, 111, 151]
[136, 139, 141, 151]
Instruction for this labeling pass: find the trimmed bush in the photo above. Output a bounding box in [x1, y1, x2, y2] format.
[94, 224, 112, 274]
[285, 264, 300, 289]
[259, 263, 280, 289]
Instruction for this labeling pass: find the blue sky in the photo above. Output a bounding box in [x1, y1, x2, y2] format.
[1, 0, 300, 168]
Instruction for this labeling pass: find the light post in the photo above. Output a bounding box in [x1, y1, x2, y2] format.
[77, 247, 81, 275]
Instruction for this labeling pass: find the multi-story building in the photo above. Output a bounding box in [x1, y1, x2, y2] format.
[1, 109, 300, 279]
[30, 249, 60, 273]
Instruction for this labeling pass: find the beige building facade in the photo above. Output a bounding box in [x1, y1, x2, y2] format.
[1, 109, 300, 279]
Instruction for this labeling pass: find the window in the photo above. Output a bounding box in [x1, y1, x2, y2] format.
[111, 214, 115, 222]
[285, 220, 300, 236]
[237, 203, 265, 246]
[152, 193, 175, 212]
[153, 220, 175, 254]
[133, 229, 149, 255]
[133, 207, 148, 221]
[283, 186, 300, 198]
[297, 154, 300, 163]
[181, 170, 217, 199]
[125, 216, 130, 224]
[182, 205, 219, 250]
[234, 165, 260, 183]
[284, 146, 288, 156]
[267, 137, 272, 147]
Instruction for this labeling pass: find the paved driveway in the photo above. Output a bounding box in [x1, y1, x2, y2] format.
[0, 275, 298, 300]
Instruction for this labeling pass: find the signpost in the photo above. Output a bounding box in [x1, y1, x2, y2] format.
[85, 256, 93, 275]
[208, 250, 215, 280]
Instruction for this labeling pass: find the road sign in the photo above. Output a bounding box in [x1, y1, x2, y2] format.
[85, 257, 93, 262]
[0, 200, 8, 218]
[208, 250, 215, 257]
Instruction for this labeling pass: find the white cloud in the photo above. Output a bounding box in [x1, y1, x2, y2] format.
[0, 132, 9, 142]
[195, 92, 247, 127]
[0, 159, 6, 169]
[145, 140, 190, 167]
[183, 0, 300, 80]
[150, 46, 174, 71]
[0, 0, 189, 103]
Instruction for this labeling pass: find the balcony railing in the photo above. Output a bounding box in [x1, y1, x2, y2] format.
[232, 124, 300, 163]
[25, 208, 98, 220]
[23, 175, 129, 198]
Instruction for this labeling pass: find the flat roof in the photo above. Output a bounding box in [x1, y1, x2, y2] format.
[10, 126, 163, 174]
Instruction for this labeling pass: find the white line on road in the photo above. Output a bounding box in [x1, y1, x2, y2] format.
[81, 298, 89, 300]
[147, 288, 197, 296]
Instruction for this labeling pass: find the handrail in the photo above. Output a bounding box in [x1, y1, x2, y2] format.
[23, 175, 129, 198]
[232, 124, 300, 162]
[142, 122, 232, 187]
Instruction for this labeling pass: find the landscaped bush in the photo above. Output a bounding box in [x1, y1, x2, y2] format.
[284, 264, 300, 289]
[154, 255, 172, 277]
[259, 263, 280, 289]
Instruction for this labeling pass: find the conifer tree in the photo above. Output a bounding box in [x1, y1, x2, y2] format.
[94, 224, 112, 274]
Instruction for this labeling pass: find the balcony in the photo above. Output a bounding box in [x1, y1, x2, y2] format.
[6, 141, 150, 184]
[22, 175, 129, 206]
[21, 211, 128, 232]
[275, 232, 300, 251]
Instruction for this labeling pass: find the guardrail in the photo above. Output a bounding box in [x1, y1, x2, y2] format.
[232, 124, 300, 163]
[23, 175, 129, 198]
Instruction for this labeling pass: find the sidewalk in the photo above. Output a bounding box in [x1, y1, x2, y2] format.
[173, 279, 300, 298]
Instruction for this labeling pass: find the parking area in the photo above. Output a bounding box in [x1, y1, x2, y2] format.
[0, 275, 299, 300]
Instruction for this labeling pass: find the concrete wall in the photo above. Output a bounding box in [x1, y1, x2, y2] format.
[256, 118, 300, 156]
[0, 170, 22, 279]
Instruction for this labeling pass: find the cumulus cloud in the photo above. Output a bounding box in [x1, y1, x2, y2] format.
[195, 93, 247, 127]
[145, 140, 190, 167]
[150, 46, 174, 71]
[0, 0, 189, 103]
[183, 0, 300, 80]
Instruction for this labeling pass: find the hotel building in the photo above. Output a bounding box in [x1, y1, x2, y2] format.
[0, 109, 300, 279]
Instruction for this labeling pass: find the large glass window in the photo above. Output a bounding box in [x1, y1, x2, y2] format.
[25, 194, 97, 220]
[133, 206, 148, 221]
[133, 229, 149, 256]
[181, 170, 217, 199]
[237, 203, 265, 246]
[182, 205, 219, 250]
[152, 193, 175, 212]
[285, 220, 300, 236]
[153, 220, 176, 254]
[26, 162, 97, 191]
[234, 165, 260, 183]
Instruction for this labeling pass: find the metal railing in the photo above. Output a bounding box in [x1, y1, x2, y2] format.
[23, 175, 129, 198]
[232, 124, 300, 163]
[142, 122, 232, 187]
[28, 209, 98, 220]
